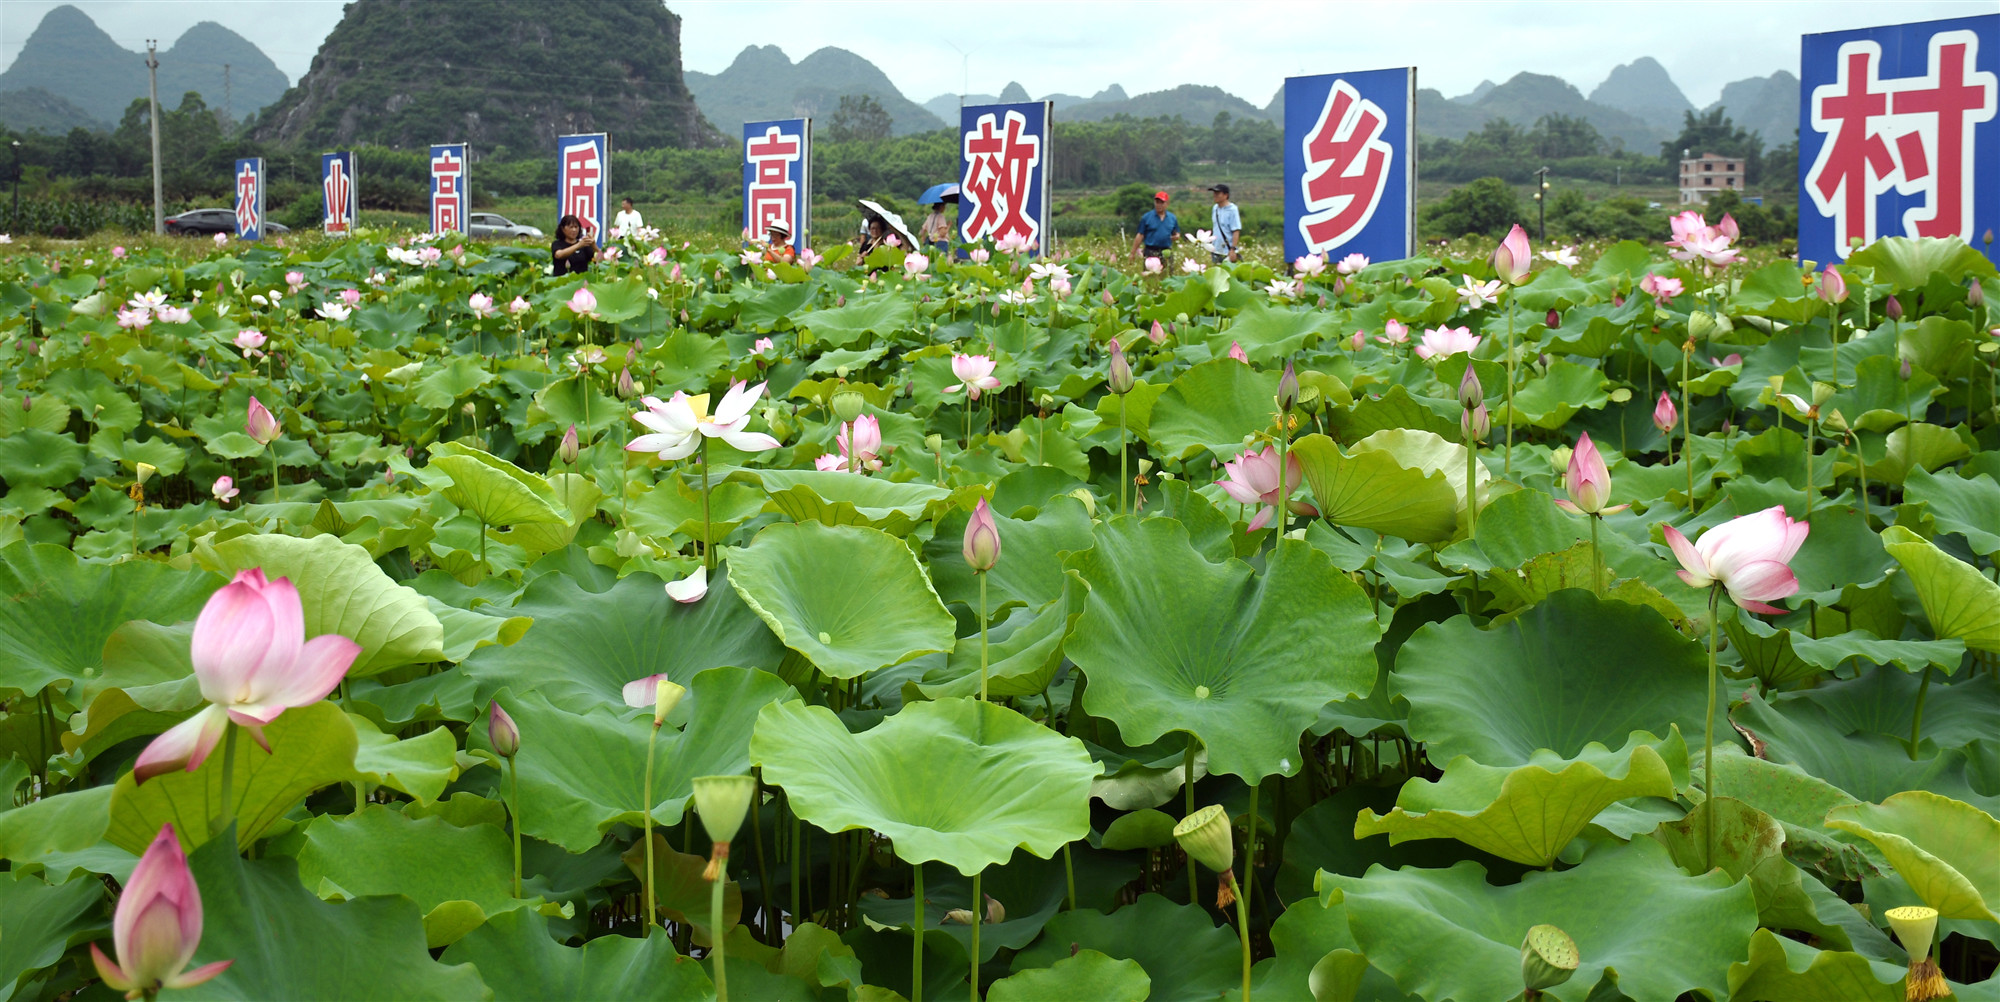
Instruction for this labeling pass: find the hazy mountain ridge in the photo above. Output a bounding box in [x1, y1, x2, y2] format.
[1588, 57, 1693, 132]
[0, 5, 288, 132]
[686, 45, 945, 135]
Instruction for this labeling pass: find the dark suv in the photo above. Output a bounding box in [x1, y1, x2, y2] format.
[163, 208, 291, 236]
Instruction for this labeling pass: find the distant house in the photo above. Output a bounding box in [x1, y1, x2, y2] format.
[1678, 152, 1745, 204]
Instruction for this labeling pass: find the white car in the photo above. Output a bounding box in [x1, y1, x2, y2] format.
[467, 213, 544, 239]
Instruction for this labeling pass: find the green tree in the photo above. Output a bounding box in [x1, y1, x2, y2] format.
[826, 95, 892, 144]
[1421, 176, 1524, 239]
[1533, 114, 1602, 160]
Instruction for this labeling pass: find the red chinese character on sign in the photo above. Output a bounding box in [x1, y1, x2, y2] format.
[746, 125, 801, 243]
[562, 141, 603, 238]
[432, 149, 463, 233]
[1806, 30, 1997, 257]
[960, 111, 1042, 245]
[324, 158, 352, 234]
[1297, 80, 1393, 253]
[235, 162, 259, 235]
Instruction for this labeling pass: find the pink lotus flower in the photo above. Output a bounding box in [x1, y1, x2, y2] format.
[133, 570, 362, 782]
[116, 308, 153, 330]
[645, 247, 670, 267]
[622, 673, 688, 711]
[90, 824, 233, 997]
[1554, 432, 1628, 515]
[753, 337, 774, 355]
[212, 232, 228, 246]
[1051, 275, 1073, 297]
[1337, 252, 1370, 275]
[233, 330, 266, 357]
[946, 354, 1002, 400]
[1653, 391, 1678, 434]
[285, 271, 306, 293]
[1181, 258, 1204, 274]
[1461, 403, 1490, 442]
[1662, 505, 1809, 613]
[627, 381, 782, 460]
[211, 476, 239, 504]
[508, 296, 530, 315]
[487, 701, 519, 758]
[245, 397, 281, 445]
[1818, 267, 1848, 303]
[1264, 278, 1302, 298]
[468, 292, 496, 317]
[417, 246, 441, 267]
[665, 565, 709, 603]
[1455, 274, 1503, 308]
[1711, 353, 1743, 367]
[1639, 273, 1684, 299]
[1294, 254, 1326, 276]
[1667, 211, 1708, 249]
[1145, 256, 1163, 274]
[798, 247, 823, 268]
[339, 288, 361, 307]
[1716, 213, 1740, 241]
[1415, 326, 1481, 360]
[600, 246, 623, 263]
[903, 253, 930, 277]
[113, 245, 127, 259]
[1227, 342, 1248, 363]
[1219, 445, 1302, 532]
[1350, 330, 1366, 350]
[1149, 320, 1167, 344]
[969, 248, 991, 264]
[669, 262, 684, 283]
[1492, 225, 1533, 285]
[834, 414, 883, 471]
[994, 233, 1032, 255]
[885, 234, 902, 248]
[963, 498, 1001, 571]
[1378, 319, 1409, 346]
[156, 305, 193, 324]
[567, 286, 598, 317]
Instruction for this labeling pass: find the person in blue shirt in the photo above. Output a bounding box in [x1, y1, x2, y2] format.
[1130, 190, 1178, 267]
[1208, 184, 1241, 263]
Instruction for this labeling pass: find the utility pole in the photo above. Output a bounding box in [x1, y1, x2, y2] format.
[146, 40, 163, 235]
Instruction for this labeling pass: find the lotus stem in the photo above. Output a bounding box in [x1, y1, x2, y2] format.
[271, 448, 280, 504]
[1908, 667, 1933, 761]
[790, 812, 801, 929]
[1465, 434, 1479, 538]
[1703, 585, 1720, 872]
[508, 756, 523, 898]
[751, 774, 773, 941]
[912, 861, 925, 1002]
[642, 717, 660, 935]
[211, 720, 238, 843]
[1590, 516, 1604, 597]
[1233, 871, 1252, 1002]
[969, 871, 981, 1002]
[1505, 295, 1516, 475]
[711, 855, 729, 1002]
[1184, 734, 1199, 906]
[1682, 347, 1694, 504]
[1119, 394, 1128, 516]
[1803, 416, 1816, 522]
[1242, 778, 1260, 916]
[977, 573, 991, 719]
[700, 438, 713, 571]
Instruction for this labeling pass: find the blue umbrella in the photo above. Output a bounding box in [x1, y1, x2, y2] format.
[916, 183, 960, 205]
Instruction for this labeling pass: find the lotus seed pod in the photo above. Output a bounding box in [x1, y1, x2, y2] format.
[924, 433, 942, 452]
[653, 678, 688, 726]
[1068, 488, 1097, 517]
[1172, 804, 1233, 874]
[1887, 906, 1948, 1002]
[831, 390, 865, 425]
[134, 462, 157, 487]
[1519, 924, 1579, 993]
[692, 774, 758, 847]
[1688, 310, 1720, 341]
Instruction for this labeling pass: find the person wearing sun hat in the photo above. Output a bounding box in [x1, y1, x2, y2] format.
[761, 219, 796, 265]
[1131, 190, 1179, 269]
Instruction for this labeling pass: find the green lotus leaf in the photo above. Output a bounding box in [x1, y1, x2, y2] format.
[106, 701, 360, 855]
[0, 785, 112, 869]
[196, 531, 445, 677]
[1731, 687, 1998, 814]
[89, 431, 187, 477]
[792, 293, 914, 348]
[0, 541, 218, 698]
[431, 446, 570, 529]
[860, 850, 1073, 963]
[751, 698, 1094, 875]
[1278, 785, 1535, 904]
[1881, 525, 2000, 655]
[748, 469, 952, 535]
[1649, 796, 1872, 950]
[1009, 894, 1240, 1002]
[1875, 422, 1972, 484]
[1330, 384, 1463, 444]
[1845, 234, 1998, 290]
[1725, 928, 1903, 1002]
[1204, 300, 1337, 363]
[1825, 791, 2000, 921]
[350, 715, 460, 804]
[925, 494, 1095, 616]
[468, 669, 795, 853]
[1065, 520, 1378, 781]
[1704, 747, 1876, 882]
[461, 566, 783, 714]
[1496, 359, 1609, 429]
[625, 478, 770, 545]
[1355, 733, 1683, 867]
[1317, 838, 1757, 1002]
[0, 392, 71, 435]
[501, 473, 600, 555]
[1349, 427, 1490, 517]
[727, 521, 957, 680]
[294, 807, 533, 947]
[918, 584, 1085, 699]
[181, 833, 490, 1000]
[1764, 668, 2000, 752]
[412, 356, 496, 410]
[0, 429, 85, 488]
[1099, 809, 1178, 850]
[1145, 359, 1281, 460]
[0, 871, 103, 1002]
[440, 908, 713, 1002]
[1906, 467, 2000, 556]
[1392, 590, 1710, 766]
[1290, 434, 1460, 542]
[987, 950, 1148, 1002]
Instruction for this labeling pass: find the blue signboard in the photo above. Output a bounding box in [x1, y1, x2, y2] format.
[232, 157, 265, 241]
[1799, 13, 1999, 266]
[429, 143, 467, 235]
[742, 118, 811, 250]
[958, 101, 1051, 252]
[1282, 68, 1416, 266]
[556, 132, 610, 241]
[321, 151, 357, 236]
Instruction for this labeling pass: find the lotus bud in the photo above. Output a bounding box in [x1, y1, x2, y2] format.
[963, 498, 1001, 571]
[1653, 391, 1678, 435]
[1149, 319, 1167, 344]
[1520, 924, 1580, 994]
[692, 774, 758, 879]
[558, 425, 580, 465]
[1546, 308, 1561, 329]
[1108, 340, 1135, 395]
[1985, 229, 1995, 247]
[831, 390, 865, 425]
[135, 462, 156, 487]
[1461, 404, 1490, 442]
[1101, 289, 1114, 305]
[1901, 357, 1913, 381]
[1458, 364, 1484, 411]
[1277, 361, 1299, 413]
[245, 396, 281, 445]
[616, 367, 636, 399]
[488, 700, 520, 759]
[1885, 905, 1946, 1001]
[1172, 804, 1238, 908]
[21, 396, 30, 411]
[1885, 294, 1904, 321]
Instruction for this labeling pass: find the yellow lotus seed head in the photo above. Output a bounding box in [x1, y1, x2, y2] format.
[1172, 804, 1233, 874]
[1520, 924, 1580, 992]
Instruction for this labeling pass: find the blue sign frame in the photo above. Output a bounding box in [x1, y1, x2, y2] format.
[321, 151, 357, 236]
[429, 143, 468, 235]
[1799, 13, 1999, 267]
[742, 118, 811, 250]
[556, 132, 611, 240]
[232, 157, 265, 241]
[958, 101, 1051, 253]
[1282, 67, 1416, 266]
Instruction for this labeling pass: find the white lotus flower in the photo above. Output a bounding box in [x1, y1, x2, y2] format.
[626, 381, 782, 461]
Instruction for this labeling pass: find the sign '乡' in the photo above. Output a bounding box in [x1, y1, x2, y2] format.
[1282, 68, 1416, 266]
[1799, 14, 1999, 264]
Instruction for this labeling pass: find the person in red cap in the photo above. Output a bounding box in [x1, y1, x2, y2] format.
[1130, 190, 1179, 269]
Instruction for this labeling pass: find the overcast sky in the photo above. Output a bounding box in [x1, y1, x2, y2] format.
[2, 0, 1994, 108]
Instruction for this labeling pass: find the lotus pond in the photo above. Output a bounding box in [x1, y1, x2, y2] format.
[0, 224, 1997, 1002]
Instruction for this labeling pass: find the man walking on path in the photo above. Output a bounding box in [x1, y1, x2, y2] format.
[1130, 190, 1178, 268]
[1208, 184, 1241, 263]
[613, 198, 644, 236]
